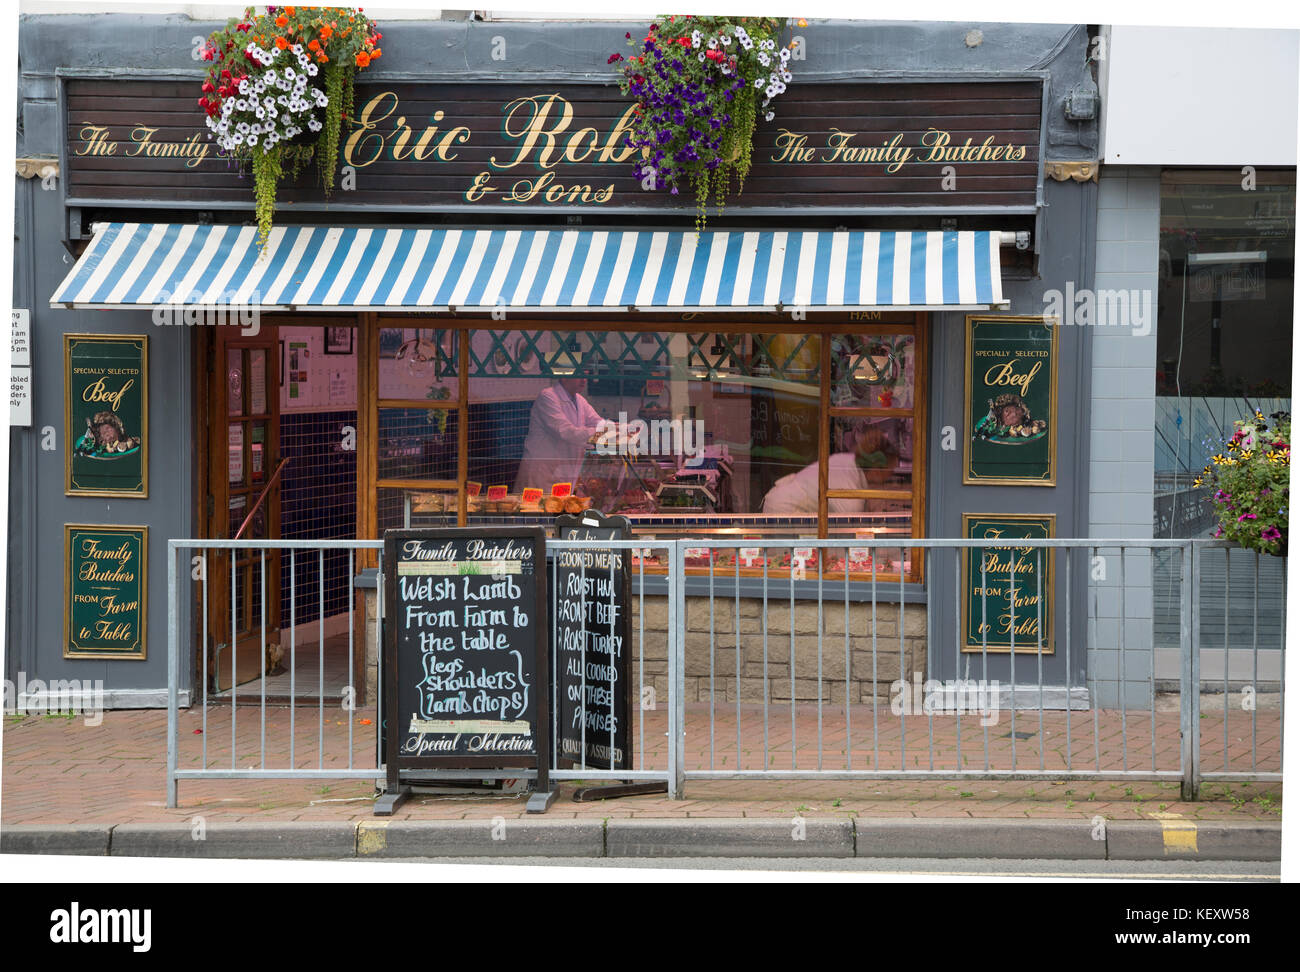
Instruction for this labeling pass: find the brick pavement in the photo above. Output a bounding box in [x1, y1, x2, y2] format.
[1, 702, 1282, 825]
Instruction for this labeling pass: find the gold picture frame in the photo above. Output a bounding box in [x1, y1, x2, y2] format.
[962, 314, 1058, 486]
[64, 523, 148, 660]
[65, 333, 149, 497]
[960, 512, 1055, 654]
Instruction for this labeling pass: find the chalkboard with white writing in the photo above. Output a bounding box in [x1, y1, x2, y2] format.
[382, 528, 550, 801]
[552, 511, 632, 771]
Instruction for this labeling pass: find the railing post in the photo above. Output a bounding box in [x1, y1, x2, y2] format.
[667, 541, 686, 800]
[166, 542, 179, 809]
[1179, 541, 1199, 801]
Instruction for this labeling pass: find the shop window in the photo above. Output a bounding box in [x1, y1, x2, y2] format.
[1155, 170, 1294, 538]
[365, 321, 925, 582]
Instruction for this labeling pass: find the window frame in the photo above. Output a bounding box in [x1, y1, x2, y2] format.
[360, 314, 928, 583]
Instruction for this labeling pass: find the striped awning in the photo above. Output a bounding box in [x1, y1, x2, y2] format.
[51, 223, 1006, 312]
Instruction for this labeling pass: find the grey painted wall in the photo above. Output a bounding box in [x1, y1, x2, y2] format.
[1088, 167, 1159, 707]
[10, 14, 1098, 700]
[17, 16, 1099, 157]
[6, 177, 194, 703]
[927, 175, 1097, 694]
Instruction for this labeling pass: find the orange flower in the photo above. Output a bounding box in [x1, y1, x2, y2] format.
[355, 51, 370, 67]
[320, 24, 333, 39]
[370, 47, 381, 59]
[317, 51, 329, 63]
[274, 35, 288, 49]
[285, 5, 296, 14]
[308, 38, 321, 51]
[275, 15, 288, 27]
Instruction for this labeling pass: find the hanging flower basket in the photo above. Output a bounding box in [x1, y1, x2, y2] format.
[199, 5, 383, 253]
[1194, 409, 1290, 556]
[611, 15, 800, 228]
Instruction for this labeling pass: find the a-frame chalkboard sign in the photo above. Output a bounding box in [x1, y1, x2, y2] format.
[552, 511, 633, 772]
[551, 510, 667, 801]
[377, 527, 555, 815]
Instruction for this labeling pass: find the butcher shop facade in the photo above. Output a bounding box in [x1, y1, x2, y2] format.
[11, 15, 1101, 707]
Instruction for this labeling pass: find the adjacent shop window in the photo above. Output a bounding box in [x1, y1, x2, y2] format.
[1155, 170, 1295, 538]
[370, 320, 925, 580]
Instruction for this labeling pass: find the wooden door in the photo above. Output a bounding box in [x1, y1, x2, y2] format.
[206, 325, 282, 693]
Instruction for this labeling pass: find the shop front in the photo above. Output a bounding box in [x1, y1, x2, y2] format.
[11, 15, 1100, 711]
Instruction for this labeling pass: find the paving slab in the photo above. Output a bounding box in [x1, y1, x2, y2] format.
[855, 818, 1105, 859]
[1, 824, 112, 857]
[606, 817, 854, 858]
[110, 821, 356, 859]
[355, 819, 604, 858]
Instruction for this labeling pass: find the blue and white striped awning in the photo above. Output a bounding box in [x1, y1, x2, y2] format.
[52, 223, 1006, 312]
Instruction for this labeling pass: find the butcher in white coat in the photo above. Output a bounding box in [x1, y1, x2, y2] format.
[514, 377, 612, 492]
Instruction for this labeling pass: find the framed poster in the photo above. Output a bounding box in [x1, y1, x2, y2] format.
[65, 334, 148, 497]
[961, 513, 1054, 654]
[325, 326, 354, 355]
[378, 327, 405, 359]
[64, 524, 147, 660]
[963, 315, 1057, 486]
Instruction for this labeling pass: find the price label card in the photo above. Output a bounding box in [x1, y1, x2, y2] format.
[521, 487, 543, 504]
[466, 481, 482, 497]
[849, 546, 872, 563]
[684, 546, 710, 561]
[551, 482, 573, 498]
[740, 547, 761, 566]
[487, 484, 508, 501]
[793, 546, 814, 563]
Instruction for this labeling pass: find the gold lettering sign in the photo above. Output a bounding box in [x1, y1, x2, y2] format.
[961, 514, 1054, 653]
[65, 80, 1042, 211]
[65, 525, 148, 659]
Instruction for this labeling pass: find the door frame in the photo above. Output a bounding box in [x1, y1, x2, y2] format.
[196, 321, 283, 694]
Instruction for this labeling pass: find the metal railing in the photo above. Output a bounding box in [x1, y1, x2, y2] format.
[166, 536, 1284, 807]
